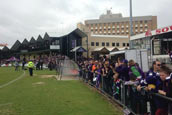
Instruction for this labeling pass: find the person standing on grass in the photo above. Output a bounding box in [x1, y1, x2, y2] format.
[15, 61, 19, 71]
[27, 60, 34, 76]
[22, 57, 26, 70]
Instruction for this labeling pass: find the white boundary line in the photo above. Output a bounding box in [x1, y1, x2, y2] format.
[0, 103, 12, 107]
[0, 71, 25, 89]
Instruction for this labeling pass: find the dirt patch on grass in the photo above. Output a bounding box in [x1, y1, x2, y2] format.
[0, 104, 15, 115]
[59, 76, 79, 80]
[32, 82, 45, 85]
[40, 75, 79, 80]
[40, 75, 54, 78]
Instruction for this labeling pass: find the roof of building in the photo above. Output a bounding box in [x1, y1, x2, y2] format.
[2, 46, 10, 51]
[22, 39, 29, 45]
[11, 40, 21, 51]
[70, 46, 87, 52]
[30, 37, 36, 44]
[107, 47, 119, 52]
[93, 47, 109, 52]
[130, 25, 172, 41]
[44, 32, 51, 41]
[8, 28, 87, 52]
[68, 28, 87, 38]
[85, 15, 154, 24]
[37, 35, 43, 42]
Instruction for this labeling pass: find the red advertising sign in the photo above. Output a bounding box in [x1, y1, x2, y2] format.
[145, 30, 152, 37]
[156, 25, 172, 35]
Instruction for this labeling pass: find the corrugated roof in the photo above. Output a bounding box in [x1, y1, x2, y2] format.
[69, 28, 87, 38]
[44, 32, 51, 41]
[2, 46, 10, 51]
[22, 39, 29, 45]
[37, 35, 43, 42]
[30, 37, 36, 44]
[11, 40, 21, 51]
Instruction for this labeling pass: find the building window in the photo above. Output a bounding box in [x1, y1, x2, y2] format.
[102, 42, 105, 46]
[127, 43, 129, 47]
[96, 42, 99, 46]
[55, 40, 59, 45]
[112, 43, 115, 46]
[123, 43, 126, 47]
[91, 42, 94, 46]
[106, 42, 109, 46]
[116, 43, 120, 47]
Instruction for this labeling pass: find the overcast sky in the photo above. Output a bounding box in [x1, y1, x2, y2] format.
[0, 0, 172, 47]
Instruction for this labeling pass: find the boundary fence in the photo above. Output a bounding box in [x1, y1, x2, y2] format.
[79, 69, 172, 115]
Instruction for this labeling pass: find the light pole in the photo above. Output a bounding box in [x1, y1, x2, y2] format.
[86, 36, 88, 59]
[75, 40, 77, 62]
[129, 0, 133, 49]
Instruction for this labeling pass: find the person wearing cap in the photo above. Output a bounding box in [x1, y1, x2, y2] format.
[27, 60, 34, 76]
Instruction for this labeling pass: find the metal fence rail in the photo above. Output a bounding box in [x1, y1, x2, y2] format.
[79, 69, 172, 115]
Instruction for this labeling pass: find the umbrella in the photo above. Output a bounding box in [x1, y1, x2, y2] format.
[7, 56, 19, 61]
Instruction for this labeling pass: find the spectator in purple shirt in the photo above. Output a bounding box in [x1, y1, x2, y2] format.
[114, 59, 129, 81]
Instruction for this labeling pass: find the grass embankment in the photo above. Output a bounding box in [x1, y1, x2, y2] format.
[0, 67, 122, 115]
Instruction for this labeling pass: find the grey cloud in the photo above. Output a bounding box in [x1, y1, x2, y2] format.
[0, 0, 172, 47]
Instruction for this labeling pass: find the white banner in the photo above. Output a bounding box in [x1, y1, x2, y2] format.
[50, 45, 60, 49]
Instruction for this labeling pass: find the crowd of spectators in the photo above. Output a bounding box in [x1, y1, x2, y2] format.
[77, 56, 172, 115]
[0, 53, 65, 71]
